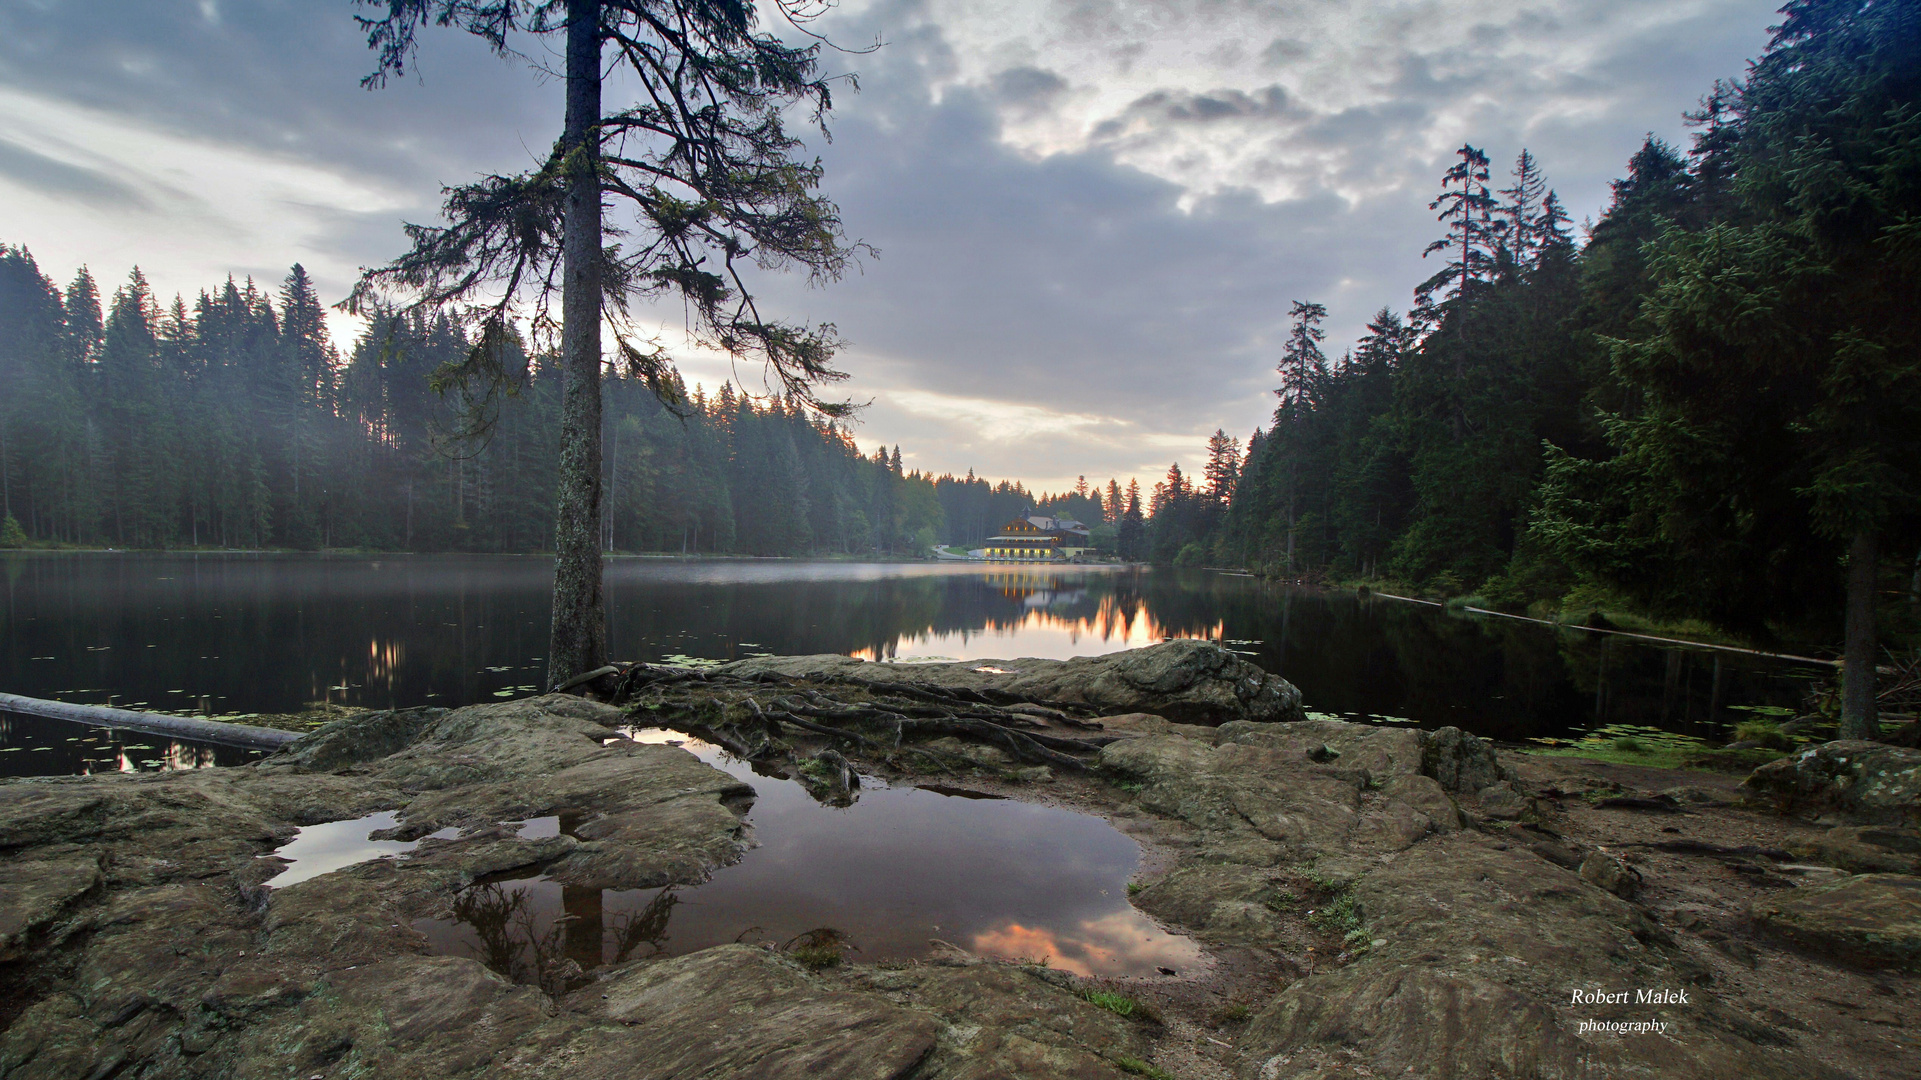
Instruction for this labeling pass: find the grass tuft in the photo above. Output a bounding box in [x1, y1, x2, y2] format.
[1211, 1001, 1252, 1025]
[1078, 986, 1161, 1024]
[1113, 1056, 1177, 1080]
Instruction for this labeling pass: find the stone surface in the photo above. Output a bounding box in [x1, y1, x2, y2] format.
[1743, 741, 1921, 827]
[0, 687, 1176, 1080]
[1750, 873, 1921, 971]
[1098, 718, 1846, 1080]
[720, 638, 1306, 724]
[0, 694, 757, 1080]
[835, 961, 1151, 1080]
[1579, 850, 1644, 900]
[1241, 835, 1842, 1080]
[581, 945, 942, 1079]
[2, 652, 1899, 1080]
[1793, 825, 1921, 875]
[0, 855, 99, 959]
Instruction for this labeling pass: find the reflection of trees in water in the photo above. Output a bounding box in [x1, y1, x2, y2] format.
[15, 555, 1825, 735]
[450, 881, 682, 993]
[452, 882, 582, 996]
[610, 887, 678, 964]
[1135, 573, 1815, 741]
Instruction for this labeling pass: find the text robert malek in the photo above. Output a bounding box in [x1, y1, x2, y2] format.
[1570, 988, 1690, 1005]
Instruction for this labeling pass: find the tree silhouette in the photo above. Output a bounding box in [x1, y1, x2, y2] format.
[346, 0, 864, 686]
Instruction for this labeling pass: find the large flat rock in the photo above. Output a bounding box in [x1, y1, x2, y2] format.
[578, 945, 942, 1080]
[0, 694, 757, 1080]
[1751, 873, 1921, 971]
[718, 638, 1305, 724]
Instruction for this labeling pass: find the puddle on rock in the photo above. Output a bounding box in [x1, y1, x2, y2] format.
[415, 729, 1201, 987]
[261, 811, 459, 889]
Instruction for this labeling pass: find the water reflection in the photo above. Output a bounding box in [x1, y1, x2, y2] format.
[259, 810, 460, 889]
[0, 553, 1824, 741]
[0, 710, 257, 778]
[415, 734, 1202, 982]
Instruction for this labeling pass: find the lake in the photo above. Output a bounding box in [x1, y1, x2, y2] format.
[0, 552, 1826, 765]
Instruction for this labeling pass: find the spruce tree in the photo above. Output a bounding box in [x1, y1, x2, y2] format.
[1498, 150, 1548, 268]
[1415, 145, 1499, 319]
[1202, 429, 1241, 506]
[348, 0, 863, 688]
[1274, 300, 1327, 573]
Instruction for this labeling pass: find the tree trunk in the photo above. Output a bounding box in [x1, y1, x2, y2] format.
[548, 0, 606, 690]
[1839, 529, 1879, 740]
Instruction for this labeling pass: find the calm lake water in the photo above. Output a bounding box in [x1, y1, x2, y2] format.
[1, 551, 1827, 769]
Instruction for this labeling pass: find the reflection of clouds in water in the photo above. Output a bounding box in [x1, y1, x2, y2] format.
[971, 910, 1202, 977]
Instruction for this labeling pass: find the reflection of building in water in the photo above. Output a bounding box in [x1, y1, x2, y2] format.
[363, 638, 404, 697]
[981, 516, 1093, 560]
[852, 592, 1224, 661]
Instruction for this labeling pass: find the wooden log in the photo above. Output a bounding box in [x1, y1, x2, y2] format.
[0, 693, 301, 751]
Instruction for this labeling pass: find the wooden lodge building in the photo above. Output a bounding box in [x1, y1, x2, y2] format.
[982, 515, 1093, 560]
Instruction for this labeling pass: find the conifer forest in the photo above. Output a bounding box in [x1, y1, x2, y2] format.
[0, 0, 1916, 662]
[1150, 1, 1920, 656]
[0, 257, 1075, 557]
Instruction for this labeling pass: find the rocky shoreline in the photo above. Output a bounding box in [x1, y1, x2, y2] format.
[1, 642, 1917, 1079]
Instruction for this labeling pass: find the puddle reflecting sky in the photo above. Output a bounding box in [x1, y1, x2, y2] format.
[259, 810, 460, 889]
[415, 732, 1201, 980]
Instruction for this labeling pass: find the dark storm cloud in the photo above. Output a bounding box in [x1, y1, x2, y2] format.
[1092, 84, 1295, 136]
[0, 136, 152, 208]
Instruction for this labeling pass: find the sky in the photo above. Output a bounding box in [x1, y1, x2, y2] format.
[0, 0, 1778, 495]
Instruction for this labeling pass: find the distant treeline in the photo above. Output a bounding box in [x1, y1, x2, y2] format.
[0, 255, 1141, 557]
[1151, 0, 1920, 644]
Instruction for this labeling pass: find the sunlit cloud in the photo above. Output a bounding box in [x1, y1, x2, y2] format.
[0, 86, 405, 341]
[886, 388, 1119, 441]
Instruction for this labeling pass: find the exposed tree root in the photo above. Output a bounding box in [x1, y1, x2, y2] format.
[590, 661, 1116, 793]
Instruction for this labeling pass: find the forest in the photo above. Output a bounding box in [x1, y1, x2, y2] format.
[1149, 0, 1920, 653]
[3, 0, 1914, 659]
[0, 255, 1134, 557]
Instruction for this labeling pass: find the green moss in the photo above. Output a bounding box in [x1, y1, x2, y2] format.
[1310, 891, 1365, 936]
[1114, 1056, 1177, 1080]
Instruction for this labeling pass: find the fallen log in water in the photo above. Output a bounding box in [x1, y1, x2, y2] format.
[0, 692, 301, 751]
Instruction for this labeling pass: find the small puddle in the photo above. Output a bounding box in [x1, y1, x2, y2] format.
[415, 730, 1201, 988]
[260, 811, 459, 889]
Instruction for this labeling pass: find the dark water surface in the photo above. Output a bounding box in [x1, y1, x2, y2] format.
[402, 731, 1200, 980]
[0, 710, 261, 778]
[2, 552, 1825, 763]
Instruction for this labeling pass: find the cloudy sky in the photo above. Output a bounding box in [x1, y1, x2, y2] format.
[0, 0, 1776, 494]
